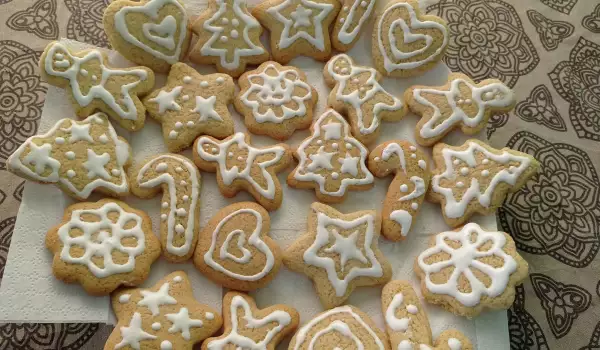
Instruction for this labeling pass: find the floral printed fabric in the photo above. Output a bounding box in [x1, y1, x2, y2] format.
[0, 0, 598, 349]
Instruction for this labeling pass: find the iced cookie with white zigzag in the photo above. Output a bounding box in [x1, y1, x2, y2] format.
[143, 63, 235, 153]
[284, 202, 392, 309]
[130, 154, 201, 263]
[46, 199, 160, 295]
[107, 271, 222, 350]
[7, 113, 132, 200]
[382, 280, 473, 349]
[368, 140, 430, 241]
[40, 41, 154, 131]
[202, 292, 298, 350]
[193, 202, 282, 291]
[193, 133, 292, 211]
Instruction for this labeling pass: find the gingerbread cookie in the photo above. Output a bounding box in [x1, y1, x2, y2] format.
[324, 54, 406, 145]
[194, 202, 282, 291]
[107, 271, 222, 350]
[103, 0, 191, 73]
[415, 223, 529, 317]
[406, 73, 515, 146]
[372, 0, 448, 77]
[40, 41, 154, 131]
[130, 154, 201, 263]
[7, 113, 132, 200]
[252, 0, 341, 63]
[235, 61, 318, 140]
[382, 280, 473, 350]
[193, 133, 291, 211]
[284, 202, 392, 309]
[289, 305, 390, 349]
[190, 0, 269, 77]
[332, 0, 377, 51]
[429, 139, 539, 227]
[202, 292, 298, 349]
[143, 63, 235, 153]
[368, 141, 430, 241]
[45, 199, 160, 295]
[288, 109, 374, 203]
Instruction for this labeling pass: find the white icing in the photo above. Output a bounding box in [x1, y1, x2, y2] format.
[338, 153, 360, 176]
[206, 295, 291, 349]
[418, 159, 427, 169]
[376, 2, 448, 71]
[83, 149, 111, 180]
[336, 0, 376, 44]
[119, 294, 131, 303]
[191, 95, 223, 122]
[138, 282, 177, 316]
[406, 304, 418, 314]
[204, 208, 274, 281]
[57, 202, 145, 278]
[417, 223, 518, 307]
[448, 338, 462, 350]
[136, 155, 200, 257]
[173, 276, 182, 282]
[205, 312, 214, 320]
[324, 228, 367, 272]
[152, 322, 161, 330]
[398, 176, 426, 202]
[196, 133, 285, 200]
[166, 307, 203, 340]
[148, 86, 183, 114]
[389, 210, 412, 237]
[114, 0, 188, 63]
[385, 292, 410, 332]
[115, 312, 156, 350]
[160, 340, 173, 350]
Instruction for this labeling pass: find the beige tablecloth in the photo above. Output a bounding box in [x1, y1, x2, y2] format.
[0, 0, 598, 349]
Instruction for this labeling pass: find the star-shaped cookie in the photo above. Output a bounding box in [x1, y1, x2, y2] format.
[143, 62, 235, 152]
[284, 202, 392, 308]
[107, 271, 222, 350]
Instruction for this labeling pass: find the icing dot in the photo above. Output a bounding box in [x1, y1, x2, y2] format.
[220, 36, 228, 42]
[453, 159, 460, 165]
[484, 91, 495, 99]
[216, 77, 225, 83]
[182, 195, 189, 202]
[161, 214, 167, 221]
[339, 18, 345, 23]
[418, 160, 427, 169]
[230, 30, 239, 38]
[465, 99, 472, 104]
[156, 162, 168, 172]
[409, 146, 417, 151]
[361, 0, 368, 7]
[237, 156, 244, 161]
[162, 202, 169, 209]
[111, 169, 121, 176]
[176, 208, 187, 217]
[411, 203, 418, 210]
[180, 180, 187, 186]
[205, 312, 214, 320]
[410, 153, 417, 158]
[91, 75, 97, 81]
[374, 156, 381, 162]
[359, 87, 365, 93]
[482, 158, 489, 164]
[161, 340, 173, 350]
[316, 140, 323, 145]
[340, 68, 348, 74]
[398, 340, 412, 350]
[232, 18, 239, 26]
[80, 69, 88, 76]
[481, 170, 490, 177]
[55, 137, 65, 144]
[456, 181, 464, 188]
[55, 53, 63, 59]
[175, 167, 183, 173]
[173, 276, 182, 282]
[66, 151, 75, 160]
[228, 152, 234, 157]
[187, 121, 195, 127]
[152, 322, 161, 330]
[169, 130, 178, 139]
[183, 76, 192, 84]
[448, 338, 462, 350]
[400, 184, 408, 192]
[343, 5, 349, 10]
[119, 294, 130, 303]
[346, 143, 352, 149]
[175, 121, 183, 130]
[406, 304, 418, 314]
[509, 166, 516, 172]
[99, 134, 109, 143]
[175, 224, 185, 233]
[200, 81, 209, 87]
[331, 172, 339, 179]
[182, 95, 189, 101]
[211, 148, 218, 154]
[460, 167, 469, 176]
[221, 18, 229, 24]
[332, 143, 338, 149]
[67, 170, 76, 178]
[352, 78, 359, 84]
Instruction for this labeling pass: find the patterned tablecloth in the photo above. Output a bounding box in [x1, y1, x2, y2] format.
[0, 0, 599, 349]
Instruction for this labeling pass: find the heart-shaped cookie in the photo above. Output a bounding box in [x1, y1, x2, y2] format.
[372, 0, 448, 77]
[104, 0, 191, 73]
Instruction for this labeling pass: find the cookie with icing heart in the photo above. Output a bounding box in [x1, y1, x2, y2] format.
[190, 0, 269, 77]
[193, 202, 282, 291]
[414, 223, 529, 317]
[46, 199, 161, 295]
[130, 154, 201, 263]
[40, 41, 155, 131]
[332, 0, 378, 52]
[405, 73, 516, 147]
[382, 280, 473, 349]
[202, 292, 299, 349]
[104, 0, 191, 73]
[108, 271, 222, 350]
[372, 0, 448, 77]
[253, 0, 341, 63]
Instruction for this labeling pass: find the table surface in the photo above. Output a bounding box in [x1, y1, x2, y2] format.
[0, 0, 599, 349]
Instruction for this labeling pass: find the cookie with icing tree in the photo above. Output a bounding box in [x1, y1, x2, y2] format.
[368, 140, 430, 241]
[143, 63, 235, 153]
[429, 139, 539, 228]
[289, 305, 391, 349]
[193, 202, 282, 291]
[130, 154, 201, 263]
[107, 271, 222, 350]
[252, 0, 341, 63]
[324, 54, 407, 145]
[39, 41, 155, 131]
[284, 202, 392, 309]
[372, 0, 448, 77]
[382, 280, 473, 350]
[7, 113, 132, 200]
[103, 0, 191, 73]
[414, 223, 529, 317]
[235, 61, 318, 140]
[406, 73, 516, 146]
[189, 0, 269, 77]
[45, 199, 160, 295]
[193, 133, 292, 211]
[287, 109, 375, 203]
[202, 292, 299, 349]
[332, 0, 378, 52]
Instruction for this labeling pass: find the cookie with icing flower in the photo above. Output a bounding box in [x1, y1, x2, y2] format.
[414, 223, 529, 317]
[405, 73, 516, 147]
[45, 199, 160, 295]
[252, 0, 341, 63]
[235, 61, 318, 140]
[103, 0, 191, 73]
[190, 0, 269, 77]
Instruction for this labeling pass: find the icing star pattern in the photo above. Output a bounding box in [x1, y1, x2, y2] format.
[143, 62, 235, 152]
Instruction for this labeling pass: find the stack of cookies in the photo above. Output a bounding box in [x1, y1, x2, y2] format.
[6, 0, 539, 349]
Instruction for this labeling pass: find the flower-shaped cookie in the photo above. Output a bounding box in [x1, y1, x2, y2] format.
[415, 223, 529, 317]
